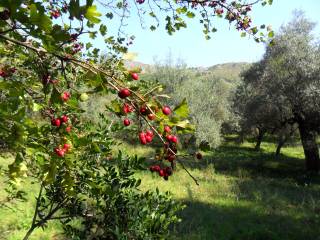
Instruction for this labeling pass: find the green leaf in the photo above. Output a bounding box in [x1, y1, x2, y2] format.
[186, 11, 195, 18]
[176, 7, 187, 14]
[251, 27, 258, 35]
[106, 12, 113, 19]
[89, 31, 97, 39]
[268, 30, 274, 38]
[86, 42, 93, 49]
[173, 98, 189, 118]
[99, 24, 107, 36]
[84, 5, 101, 23]
[149, 12, 156, 18]
[29, 4, 52, 32]
[32, 102, 42, 112]
[106, 100, 122, 116]
[175, 120, 195, 133]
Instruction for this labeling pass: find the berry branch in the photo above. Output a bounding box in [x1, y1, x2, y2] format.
[0, 32, 199, 183]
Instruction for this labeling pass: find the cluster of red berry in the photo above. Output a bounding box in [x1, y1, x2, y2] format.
[115, 72, 183, 180]
[136, 0, 145, 4]
[44, 77, 73, 157]
[61, 91, 71, 102]
[185, 0, 254, 32]
[51, 114, 69, 127]
[149, 165, 173, 180]
[139, 130, 154, 145]
[50, 9, 61, 19]
[51, 113, 72, 133]
[71, 43, 83, 55]
[54, 143, 71, 157]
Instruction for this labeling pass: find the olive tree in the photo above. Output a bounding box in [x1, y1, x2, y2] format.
[237, 12, 320, 170]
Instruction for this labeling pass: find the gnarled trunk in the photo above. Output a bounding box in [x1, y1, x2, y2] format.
[298, 123, 320, 172]
[254, 127, 266, 151]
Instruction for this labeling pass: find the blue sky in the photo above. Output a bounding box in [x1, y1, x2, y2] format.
[96, 0, 320, 67]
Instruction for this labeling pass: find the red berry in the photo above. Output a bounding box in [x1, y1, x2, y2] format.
[63, 144, 71, 152]
[66, 125, 72, 133]
[123, 103, 133, 114]
[51, 118, 61, 127]
[145, 135, 153, 143]
[147, 113, 156, 120]
[61, 92, 71, 102]
[154, 165, 161, 172]
[159, 169, 165, 177]
[50, 10, 60, 19]
[139, 132, 147, 145]
[164, 125, 171, 133]
[146, 130, 154, 137]
[167, 154, 175, 162]
[54, 148, 65, 157]
[166, 135, 173, 141]
[118, 88, 131, 99]
[131, 72, 139, 80]
[60, 115, 69, 123]
[139, 106, 148, 115]
[0, 70, 7, 77]
[162, 106, 171, 115]
[215, 8, 224, 14]
[136, 0, 145, 4]
[123, 118, 131, 126]
[171, 135, 178, 143]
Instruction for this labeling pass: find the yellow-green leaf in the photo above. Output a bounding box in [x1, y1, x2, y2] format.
[85, 5, 101, 23]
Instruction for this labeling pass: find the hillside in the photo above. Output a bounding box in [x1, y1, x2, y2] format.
[206, 62, 250, 80]
[125, 60, 250, 81]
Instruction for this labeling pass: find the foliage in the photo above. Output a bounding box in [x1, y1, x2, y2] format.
[0, 0, 273, 239]
[144, 58, 245, 149]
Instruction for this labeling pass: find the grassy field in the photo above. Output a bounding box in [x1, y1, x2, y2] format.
[1, 137, 320, 240]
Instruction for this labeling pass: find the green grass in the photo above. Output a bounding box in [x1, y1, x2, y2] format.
[1, 138, 320, 240]
[0, 155, 63, 240]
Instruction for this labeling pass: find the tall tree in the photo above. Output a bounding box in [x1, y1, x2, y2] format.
[239, 12, 320, 171]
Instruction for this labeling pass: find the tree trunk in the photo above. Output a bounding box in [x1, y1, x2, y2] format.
[254, 128, 265, 151]
[298, 123, 320, 172]
[275, 138, 285, 156]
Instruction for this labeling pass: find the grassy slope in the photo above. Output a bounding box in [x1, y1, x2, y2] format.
[1, 138, 320, 240]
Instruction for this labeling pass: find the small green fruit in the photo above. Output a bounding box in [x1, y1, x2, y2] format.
[80, 93, 89, 102]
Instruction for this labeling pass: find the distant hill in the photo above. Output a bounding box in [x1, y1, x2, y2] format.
[206, 62, 250, 81]
[124, 60, 250, 80]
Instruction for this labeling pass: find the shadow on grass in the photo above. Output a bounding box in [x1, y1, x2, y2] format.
[184, 143, 320, 185]
[172, 200, 320, 240]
